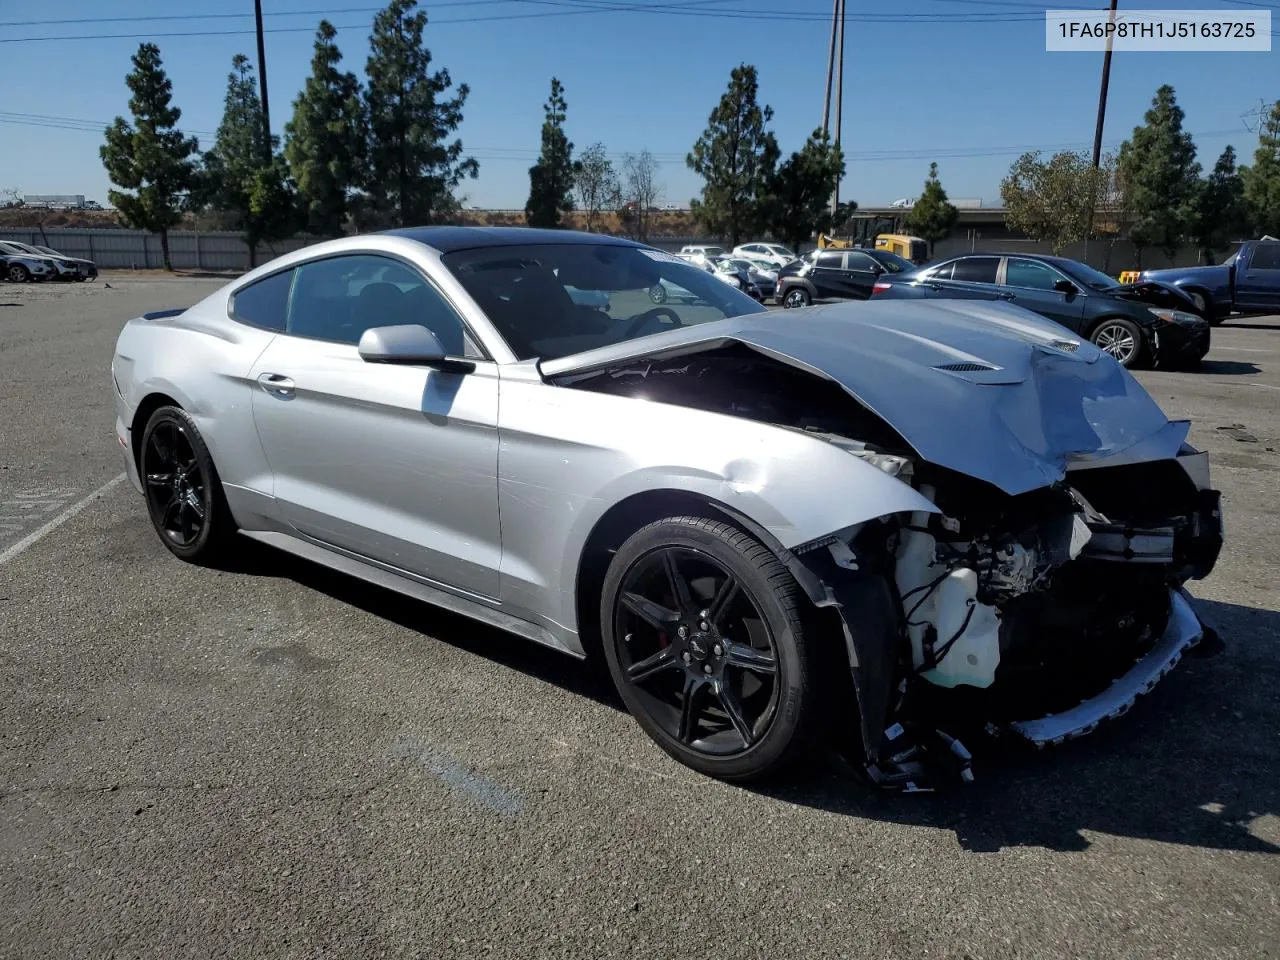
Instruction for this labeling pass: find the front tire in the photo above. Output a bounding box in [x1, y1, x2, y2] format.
[600, 517, 817, 782]
[7, 263, 30, 283]
[782, 286, 811, 309]
[139, 406, 235, 564]
[648, 283, 667, 304]
[1091, 317, 1145, 368]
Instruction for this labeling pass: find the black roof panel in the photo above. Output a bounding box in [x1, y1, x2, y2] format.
[382, 225, 646, 254]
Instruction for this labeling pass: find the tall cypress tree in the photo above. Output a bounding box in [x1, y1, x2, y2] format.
[904, 162, 959, 255]
[1243, 100, 1280, 236]
[285, 20, 365, 236]
[100, 43, 199, 271]
[1117, 85, 1201, 262]
[363, 0, 478, 226]
[525, 78, 577, 228]
[687, 64, 779, 246]
[203, 54, 296, 267]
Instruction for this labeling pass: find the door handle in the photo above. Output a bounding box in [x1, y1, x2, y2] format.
[257, 373, 295, 398]
[997, 292, 1016, 300]
[927, 282, 943, 291]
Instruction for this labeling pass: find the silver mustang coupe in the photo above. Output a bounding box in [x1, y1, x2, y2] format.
[111, 228, 1224, 788]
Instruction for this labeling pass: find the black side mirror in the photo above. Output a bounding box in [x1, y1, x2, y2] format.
[1054, 279, 1078, 295]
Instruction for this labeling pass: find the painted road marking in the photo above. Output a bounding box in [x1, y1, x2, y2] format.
[0, 474, 127, 565]
[0, 487, 79, 540]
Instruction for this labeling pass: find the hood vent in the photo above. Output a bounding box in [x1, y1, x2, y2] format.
[934, 361, 997, 372]
[1050, 339, 1080, 353]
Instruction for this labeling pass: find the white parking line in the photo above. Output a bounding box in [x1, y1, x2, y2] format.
[1247, 383, 1280, 393]
[0, 474, 127, 565]
[1212, 346, 1274, 354]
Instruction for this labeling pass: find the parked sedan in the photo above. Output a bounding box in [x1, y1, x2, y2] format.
[31, 243, 98, 281]
[872, 253, 1210, 368]
[776, 248, 915, 307]
[711, 256, 776, 300]
[112, 227, 1222, 790]
[731, 242, 797, 268]
[0, 241, 57, 283]
[0, 240, 81, 281]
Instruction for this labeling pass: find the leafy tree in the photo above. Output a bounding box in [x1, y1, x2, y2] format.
[574, 142, 619, 233]
[619, 150, 661, 241]
[765, 129, 846, 253]
[284, 20, 365, 237]
[1000, 149, 1112, 254]
[686, 64, 779, 246]
[903, 162, 958, 254]
[1243, 99, 1280, 236]
[100, 43, 200, 270]
[525, 77, 577, 228]
[363, 0, 477, 227]
[202, 54, 297, 267]
[1117, 84, 1201, 263]
[1190, 146, 1248, 260]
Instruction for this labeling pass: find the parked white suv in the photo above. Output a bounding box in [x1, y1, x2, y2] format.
[678, 244, 725, 266]
[731, 242, 797, 268]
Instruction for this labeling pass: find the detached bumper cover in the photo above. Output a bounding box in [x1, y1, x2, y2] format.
[1006, 588, 1202, 746]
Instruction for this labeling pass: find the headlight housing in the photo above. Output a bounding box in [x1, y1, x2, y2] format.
[1148, 307, 1203, 325]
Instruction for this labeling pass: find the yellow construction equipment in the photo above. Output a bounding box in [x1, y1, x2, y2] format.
[874, 234, 930, 263]
[816, 233, 852, 249]
[1118, 270, 1141, 284]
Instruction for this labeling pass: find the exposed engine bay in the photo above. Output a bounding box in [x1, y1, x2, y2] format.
[559, 346, 1225, 789]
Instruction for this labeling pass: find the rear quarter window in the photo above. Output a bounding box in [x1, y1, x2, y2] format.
[230, 269, 294, 331]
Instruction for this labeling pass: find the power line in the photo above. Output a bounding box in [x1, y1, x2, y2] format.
[0, 0, 1119, 43]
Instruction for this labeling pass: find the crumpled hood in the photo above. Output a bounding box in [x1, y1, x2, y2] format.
[542, 298, 1187, 495]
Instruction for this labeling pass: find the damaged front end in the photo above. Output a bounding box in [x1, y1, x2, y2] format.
[794, 448, 1223, 791]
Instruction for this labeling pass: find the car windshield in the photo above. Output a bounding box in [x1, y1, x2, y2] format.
[441, 243, 767, 361]
[1057, 259, 1120, 290]
[8, 242, 43, 255]
[35, 246, 62, 256]
[871, 251, 914, 273]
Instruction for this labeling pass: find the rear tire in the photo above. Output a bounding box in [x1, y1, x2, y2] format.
[648, 283, 667, 304]
[600, 516, 818, 782]
[139, 406, 236, 565]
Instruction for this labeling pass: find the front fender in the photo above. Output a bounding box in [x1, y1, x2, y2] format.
[494, 374, 937, 643]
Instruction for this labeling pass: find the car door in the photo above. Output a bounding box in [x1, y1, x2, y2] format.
[1235, 242, 1280, 312]
[811, 250, 849, 297]
[248, 252, 503, 600]
[997, 257, 1089, 332]
[843, 250, 886, 299]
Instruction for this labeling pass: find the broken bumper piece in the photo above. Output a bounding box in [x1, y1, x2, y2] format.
[1004, 588, 1203, 747]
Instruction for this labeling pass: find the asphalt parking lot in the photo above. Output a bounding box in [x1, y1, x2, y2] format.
[1, 276, 1278, 959]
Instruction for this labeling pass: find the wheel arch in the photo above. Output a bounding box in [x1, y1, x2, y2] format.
[130, 391, 183, 472]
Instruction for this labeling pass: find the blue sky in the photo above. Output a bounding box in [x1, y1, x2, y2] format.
[1, 0, 1276, 210]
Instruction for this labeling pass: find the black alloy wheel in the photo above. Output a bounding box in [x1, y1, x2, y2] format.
[783, 286, 810, 308]
[601, 517, 817, 781]
[140, 407, 233, 563]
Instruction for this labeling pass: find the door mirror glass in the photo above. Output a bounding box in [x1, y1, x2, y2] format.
[358, 324, 472, 372]
[1053, 278, 1078, 295]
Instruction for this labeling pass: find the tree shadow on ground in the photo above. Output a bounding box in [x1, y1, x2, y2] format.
[228, 544, 1279, 855]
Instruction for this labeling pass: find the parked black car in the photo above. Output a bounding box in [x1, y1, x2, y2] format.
[776, 247, 915, 308]
[871, 253, 1210, 368]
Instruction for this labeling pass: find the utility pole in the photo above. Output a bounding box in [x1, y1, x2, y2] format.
[254, 0, 272, 162]
[821, 0, 839, 135]
[1083, 0, 1119, 262]
[830, 0, 846, 219]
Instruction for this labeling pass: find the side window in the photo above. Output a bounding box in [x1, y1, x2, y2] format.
[845, 251, 879, 271]
[1005, 258, 1062, 290]
[1250, 244, 1280, 269]
[950, 257, 999, 284]
[816, 251, 845, 269]
[924, 261, 955, 281]
[230, 269, 294, 331]
[286, 254, 475, 356]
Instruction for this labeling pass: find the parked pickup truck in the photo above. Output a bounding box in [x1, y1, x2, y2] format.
[1138, 239, 1280, 324]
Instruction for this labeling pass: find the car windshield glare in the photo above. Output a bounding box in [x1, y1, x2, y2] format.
[1059, 260, 1120, 290]
[441, 243, 767, 361]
